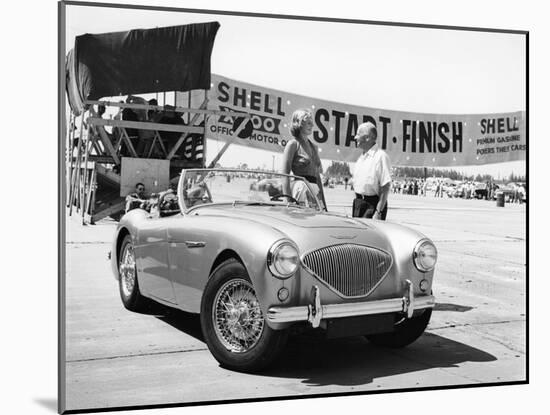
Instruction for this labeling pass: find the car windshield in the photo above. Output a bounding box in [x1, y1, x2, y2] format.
[178, 169, 322, 211]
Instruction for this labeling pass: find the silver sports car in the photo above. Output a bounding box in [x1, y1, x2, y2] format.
[111, 168, 437, 372]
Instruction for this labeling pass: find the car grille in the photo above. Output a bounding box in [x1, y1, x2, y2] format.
[302, 244, 392, 298]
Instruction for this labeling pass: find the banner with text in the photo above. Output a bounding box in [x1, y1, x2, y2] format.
[199, 74, 526, 166]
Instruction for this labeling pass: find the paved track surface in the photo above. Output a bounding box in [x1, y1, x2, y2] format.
[63, 188, 526, 411]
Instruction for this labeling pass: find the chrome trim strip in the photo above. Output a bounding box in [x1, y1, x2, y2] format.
[267, 283, 435, 325]
[184, 241, 206, 248]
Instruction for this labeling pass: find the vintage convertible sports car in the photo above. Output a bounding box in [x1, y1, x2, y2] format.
[111, 169, 437, 372]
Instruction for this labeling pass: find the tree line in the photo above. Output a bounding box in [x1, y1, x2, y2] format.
[325, 161, 352, 178]
[227, 161, 525, 184]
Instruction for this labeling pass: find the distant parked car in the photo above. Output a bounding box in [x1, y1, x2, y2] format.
[451, 184, 465, 198]
[442, 182, 457, 198]
[497, 184, 516, 202]
[474, 183, 488, 199]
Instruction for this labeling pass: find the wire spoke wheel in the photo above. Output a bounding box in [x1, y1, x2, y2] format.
[201, 258, 288, 372]
[117, 235, 149, 312]
[212, 278, 265, 353]
[120, 243, 136, 299]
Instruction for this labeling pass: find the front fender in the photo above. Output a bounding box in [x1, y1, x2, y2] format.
[167, 214, 295, 315]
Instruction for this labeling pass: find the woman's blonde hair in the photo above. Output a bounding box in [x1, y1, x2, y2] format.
[289, 108, 313, 138]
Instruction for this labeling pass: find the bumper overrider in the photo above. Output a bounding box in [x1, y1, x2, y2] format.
[267, 280, 435, 328]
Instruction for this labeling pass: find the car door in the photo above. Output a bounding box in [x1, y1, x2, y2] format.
[134, 216, 177, 304]
[166, 214, 206, 313]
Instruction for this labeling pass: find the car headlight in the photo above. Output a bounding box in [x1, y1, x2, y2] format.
[413, 239, 437, 272]
[267, 240, 299, 279]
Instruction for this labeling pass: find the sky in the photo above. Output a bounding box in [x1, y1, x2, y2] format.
[65, 2, 526, 178]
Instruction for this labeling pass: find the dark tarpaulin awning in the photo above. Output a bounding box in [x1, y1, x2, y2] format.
[66, 22, 220, 115]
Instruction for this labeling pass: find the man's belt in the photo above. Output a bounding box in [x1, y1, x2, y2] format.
[355, 193, 378, 200]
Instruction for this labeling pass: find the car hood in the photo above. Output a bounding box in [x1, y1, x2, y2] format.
[191, 205, 406, 252]
[188, 204, 428, 260]
[193, 204, 369, 229]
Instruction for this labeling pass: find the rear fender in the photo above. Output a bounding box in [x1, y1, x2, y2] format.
[110, 210, 148, 279]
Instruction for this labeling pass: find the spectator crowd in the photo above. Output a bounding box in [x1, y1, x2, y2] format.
[389, 178, 526, 203]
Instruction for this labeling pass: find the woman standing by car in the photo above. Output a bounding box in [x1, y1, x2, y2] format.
[280, 108, 326, 210]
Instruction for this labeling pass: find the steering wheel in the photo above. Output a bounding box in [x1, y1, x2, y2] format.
[270, 193, 298, 204]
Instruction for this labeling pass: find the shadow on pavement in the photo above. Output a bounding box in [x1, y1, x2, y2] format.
[434, 303, 474, 312]
[137, 300, 494, 388]
[127, 300, 205, 342]
[262, 331, 496, 387]
[151, 305, 205, 343]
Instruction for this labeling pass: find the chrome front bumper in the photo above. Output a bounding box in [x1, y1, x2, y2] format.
[267, 279, 435, 328]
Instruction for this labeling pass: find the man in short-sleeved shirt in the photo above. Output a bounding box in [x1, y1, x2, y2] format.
[352, 122, 392, 220]
[125, 182, 148, 213]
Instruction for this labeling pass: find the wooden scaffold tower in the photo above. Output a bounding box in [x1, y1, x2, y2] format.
[65, 22, 244, 224]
